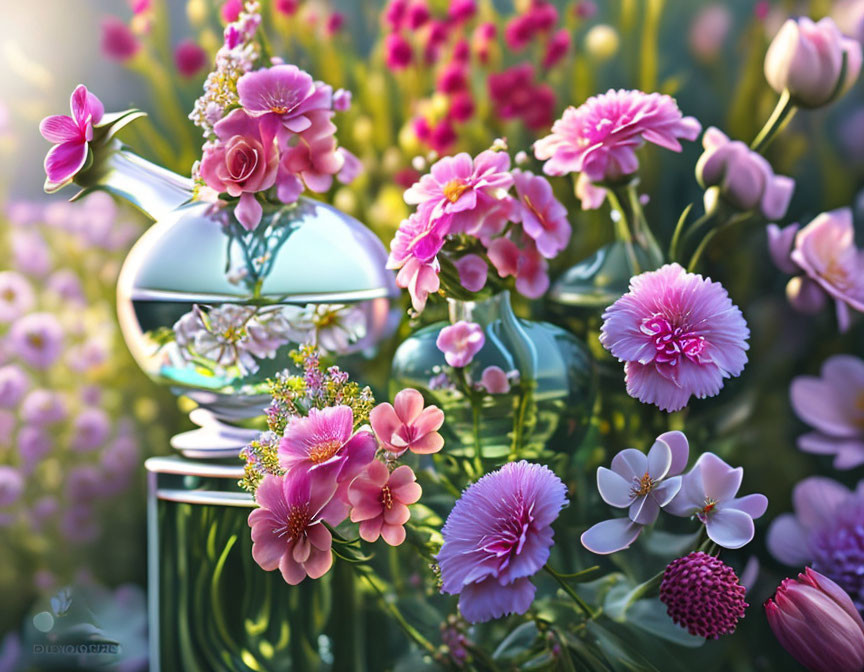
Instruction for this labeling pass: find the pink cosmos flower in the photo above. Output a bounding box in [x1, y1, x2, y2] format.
[174, 40, 208, 78]
[696, 127, 795, 220]
[248, 471, 344, 584]
[199, 109, 279, 230]
[395, 257, 440, 313]
[600, 263, 750, 413]
[790, 355, 864, 469]
[8, 313, 65, 370]
[534, 89, 702, 182]
[511, 169, 571, 259]
[100, 17, 140, 62]
[348, 461, 422, 546]
[369, 388, 444, 456]
[404, 151, 514, 231]
[237, 65, 333, 136]
[790, 209, 864, 332]
[39, 85, 104, 191]
[278, 405, 376, 484]
[436, 321, 485, 368]
[0, 272, 34, 323]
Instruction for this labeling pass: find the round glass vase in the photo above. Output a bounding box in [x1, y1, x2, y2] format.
[390, 291, 596, 461]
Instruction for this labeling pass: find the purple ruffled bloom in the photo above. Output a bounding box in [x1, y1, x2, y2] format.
[600, 263, 750, 413]
[436, 321, 485, 368]
[665, 452, 768, 549]
[436, 461, 567, 623]
[0, 365, 29, 408]
[581, 431, 689, 555]
[8, 313, 64, 370]
[767, 476, 864, 611]
[790, 355, 864, 469]
[0, 272, 34, 323]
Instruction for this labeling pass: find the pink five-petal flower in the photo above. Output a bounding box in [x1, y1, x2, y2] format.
[40, 85, 104, 191]
[790, 208, 864, 332]
[436, 321, 485, 368]
[665, 452, 768, 549]
[277, 405, 376, 485]
[581, 431, 689, 554]
[534, 89, 701, 182]
[237, 65, 333, 135]
[453, 254, 488, 292]
[404, 150, 514, 232]
[790, 355, 864, 469]
[370, 388, 444, 456]
[511, 169, 571, 259]
[600, 263, 750, 413]
[478, 365, 511, 394]
[248, 470, 345, 584]
[348, 461, 422, 546]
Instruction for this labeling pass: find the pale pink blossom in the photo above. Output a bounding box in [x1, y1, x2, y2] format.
[348, 461, 422, 546]
[436, 321, 485, 368]
[370, 388, 444, 456]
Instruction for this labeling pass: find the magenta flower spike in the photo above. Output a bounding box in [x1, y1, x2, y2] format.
[766, 568, 864, 672]
[600, 263, 750, 413]
[581, 431, 689, 555]
[40, 85, 104, 192]
[790, 355, 864, 469]
[665, 452, 768, 549]
[436, 461, 567, 623]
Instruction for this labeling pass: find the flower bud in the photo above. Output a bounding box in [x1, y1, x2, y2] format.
[764, 17, 863, 108]
[786, 275, 828, 314]
[696, 127, 795, 220]
[765, 567, 864, 672]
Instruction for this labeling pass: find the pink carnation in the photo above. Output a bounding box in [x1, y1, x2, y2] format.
[534, 89, 702, 182]
[511, 169, 571, 259]
[348, 461, 422, 546]
[600, 263, 749, 413]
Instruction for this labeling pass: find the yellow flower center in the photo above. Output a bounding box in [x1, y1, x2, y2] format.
[308, 439, 343, 464]
[632, 471, 655, 497]
[443, 179, 470, 203]
[381, 484, 393, 510]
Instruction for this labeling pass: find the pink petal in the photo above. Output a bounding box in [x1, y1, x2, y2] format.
[359, 517, 383, 542]
[70, 84, 104, 126]
[44, 141, 88, 186]
[383, 502, 411, 526]
[767, 514, 812, 566]
[381, 523, 407, 546]
[393, 388, 424, 424]
[370, 403, 400, 445]
[40, 115, 81, 143]
[596, 467, 635, 508]
[413, 405, 445, 435]
[235, 192, 263, 231]
[705, 507, 754, 549]
[303, 546, 333, 579]
[389, 465, 422, 503]
[279, 549, 308, 584]
[655, 431, 689, 476]
[306, 523, 332, 552]
[580, 518, 642, 554]
[694, 452, 742, 502]
[408, 431, 444, 455]
[729, 493, 768, 519]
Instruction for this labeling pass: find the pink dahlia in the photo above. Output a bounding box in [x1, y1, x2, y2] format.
[600, 263, 749, 413]
[533, 89, 702, 182]
[248, 471, 344, 584]
[348, 461, 422, 546]
[278, 405, 376, 483]
[404, 151, 514, 231]
[660, 552, 747, 639]
[436, 461, 568, 623]
[370, 388, 444, 456]
[40, 85, 104, 192]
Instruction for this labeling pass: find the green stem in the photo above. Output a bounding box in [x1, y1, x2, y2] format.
[606, 187, 641, 275]
[544, 565, 598, 619]
[621, 571, 664, 612]
[687, 212, 753, 272]
[454, 366, 483, 477]
[750, 89, 797, 154]
[668, 203, 694, 263]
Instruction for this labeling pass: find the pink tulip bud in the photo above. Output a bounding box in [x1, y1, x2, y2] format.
[765, 567, 864, 672]
[764, 17, 863, 108]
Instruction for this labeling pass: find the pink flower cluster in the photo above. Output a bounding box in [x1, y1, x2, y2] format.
[488, 64, 557, 131]
[197, 63, 359, 230]
[504, 0, 571, 69]
[248, 387, 443, 584]
[388, 149, 571, 312]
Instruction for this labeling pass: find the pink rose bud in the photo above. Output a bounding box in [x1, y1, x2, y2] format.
[764, 17, 863, 108]
[765, 567, 864, 672]
[696, 127, 795, 220]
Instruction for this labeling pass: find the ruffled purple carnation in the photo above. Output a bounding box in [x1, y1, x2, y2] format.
[600, 263, 750, 413]
[436, 461, 567, 623]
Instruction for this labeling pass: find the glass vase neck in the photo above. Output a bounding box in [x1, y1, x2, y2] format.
[447, 290, 514, 324]
[85, 145, 193, 222]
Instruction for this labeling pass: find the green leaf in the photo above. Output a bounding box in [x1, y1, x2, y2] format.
[625, 600, 703, 649]
[492, 621, 540, 660]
